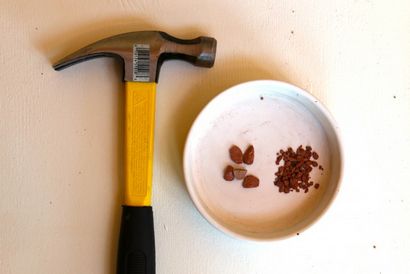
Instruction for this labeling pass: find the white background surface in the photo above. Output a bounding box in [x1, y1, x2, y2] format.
[1, 1, 409, 273]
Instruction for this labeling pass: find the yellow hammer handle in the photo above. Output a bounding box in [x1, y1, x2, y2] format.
[124, 82, 156, 206]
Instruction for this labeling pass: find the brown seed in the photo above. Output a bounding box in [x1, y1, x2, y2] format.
[229, 145, 243, 164]
[243, 145, 254, 165]
[223, 165, 234, 181]
[312, 151, 319, 160]
[279, 185, 284, 192]
[314, 183, 320, 189]
[233, 168, 247, 180]
[242, 175, 259, 188]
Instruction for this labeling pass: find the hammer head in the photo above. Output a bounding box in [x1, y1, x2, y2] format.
[53, 31, 217, 82]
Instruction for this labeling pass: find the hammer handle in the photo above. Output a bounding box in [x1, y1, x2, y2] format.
[119, 82, 156, 274]
[117, 206, 155, 274]
[124, 82, 156, 206]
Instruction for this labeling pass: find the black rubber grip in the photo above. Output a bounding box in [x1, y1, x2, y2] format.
[117, 206, 155, 274]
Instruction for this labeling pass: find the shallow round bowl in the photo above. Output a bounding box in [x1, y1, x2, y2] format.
[183, 80, 343, 241]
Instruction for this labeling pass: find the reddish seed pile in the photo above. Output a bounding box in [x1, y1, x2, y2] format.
[274, 145, 321, 193]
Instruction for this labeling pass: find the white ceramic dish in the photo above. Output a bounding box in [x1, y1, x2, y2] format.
[183, 80, 343, 241]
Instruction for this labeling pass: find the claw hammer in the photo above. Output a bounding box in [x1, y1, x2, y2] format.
[53, 31, 217, 274]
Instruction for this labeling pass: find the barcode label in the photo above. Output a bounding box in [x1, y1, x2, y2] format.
[133, 44, 150, 82]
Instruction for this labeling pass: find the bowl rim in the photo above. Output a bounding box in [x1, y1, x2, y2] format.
[183, 79, 344, 242]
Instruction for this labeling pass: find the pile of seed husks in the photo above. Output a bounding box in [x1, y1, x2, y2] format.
[274, 145, 323, 193]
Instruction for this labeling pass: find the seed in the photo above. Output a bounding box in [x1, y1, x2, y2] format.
[243, 145, 255, 165]
[279, 185, 284, 192]
[233, 168, 247, 180]
[242, 175, 260, 188]
[312, 151, 319, 160]
[229, 145, 243, 164]
[223, 165, 234, 181]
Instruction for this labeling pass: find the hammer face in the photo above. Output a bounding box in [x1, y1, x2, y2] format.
[53, 31, 216, 83]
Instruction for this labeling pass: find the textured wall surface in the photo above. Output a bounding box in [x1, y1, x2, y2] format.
[1, 1, 409, 273]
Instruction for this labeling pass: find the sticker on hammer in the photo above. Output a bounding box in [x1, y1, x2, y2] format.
[133, 44, 150, 82]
